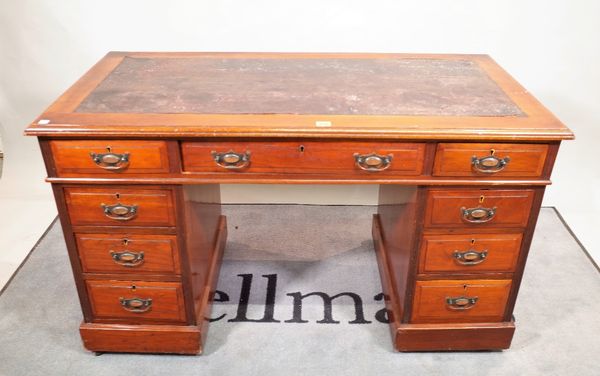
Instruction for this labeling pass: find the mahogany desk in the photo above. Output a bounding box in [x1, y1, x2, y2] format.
[25, 52, 574, 354]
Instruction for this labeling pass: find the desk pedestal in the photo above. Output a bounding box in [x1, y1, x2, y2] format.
[373, 214, 516, 351]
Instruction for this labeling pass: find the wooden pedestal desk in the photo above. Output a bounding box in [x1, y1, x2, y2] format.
[25, 52, 574, 354]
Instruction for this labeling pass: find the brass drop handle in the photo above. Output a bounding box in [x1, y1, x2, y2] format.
[110, 250, 145, 267]
[119, 297, 152, 313]
[101, 203, 138, 221]
[471, 154, 510, 174]
[446, 296, 478, 310]
[461, 206, 496, 223]
[90, 152, 130, 170]
[353, 153, 393, 171]
[211, 150, 251, 169]
[453, 249, 488, 265]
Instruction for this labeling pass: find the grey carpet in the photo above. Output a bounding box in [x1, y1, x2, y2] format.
[0, 206, 598, 376]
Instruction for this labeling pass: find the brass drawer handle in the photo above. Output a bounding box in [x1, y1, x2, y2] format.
[119, 297, 152, 313]
[110, 250, 145, 267]
[461, 206, 496, 223]
[90, 152, 130, 170]
[471, 154, 510, 174]
[453, 249, 488, 265]
[446, 296, 478, 310]
[101, 203, 138, 221]
[353, 153, 393, 171]
[211, 150, 251, 169]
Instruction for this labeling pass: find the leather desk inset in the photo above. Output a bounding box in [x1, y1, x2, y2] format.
[25, 52, 574, 354]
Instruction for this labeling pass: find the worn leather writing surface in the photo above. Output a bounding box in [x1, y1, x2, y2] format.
[77, 57, 523, 116]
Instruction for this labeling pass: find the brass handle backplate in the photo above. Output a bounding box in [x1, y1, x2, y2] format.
[453, 249, 488, 265]
[446, 296, 478, 310]
[119, 297, 152, 313]
[110, 250, 145, 267]
[102, 203, 138, 221]
[211, 150, 251, 169]
[461, 206, 497, 223]
[90, 152, 130, 170]
[471, 154, 510, 174]
[354, 153, 393, 172]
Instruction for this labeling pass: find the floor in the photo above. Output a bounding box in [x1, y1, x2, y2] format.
[0, 205, 598, 376]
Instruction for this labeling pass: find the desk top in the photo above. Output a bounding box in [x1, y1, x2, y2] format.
[75, 56, 522, 117]
[26, 52, 573, 141]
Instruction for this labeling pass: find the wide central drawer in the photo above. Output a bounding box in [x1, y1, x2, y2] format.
[181, 141, 426, 177]
[64, 187, 177, 227]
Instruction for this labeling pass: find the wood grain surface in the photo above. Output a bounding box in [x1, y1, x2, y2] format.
[433, 143, 549, 177]
[182, 140, 426, 176]
[51, 140, 171, 176]
[24, 52, 574, 141]
[75, 233, 180, 274]
[411, 279, 512, 323]
[64, 186, 177, 227]
[418, 233, 523, 273]
[423, 189, 535, 228]
[86, 280, 187, 323]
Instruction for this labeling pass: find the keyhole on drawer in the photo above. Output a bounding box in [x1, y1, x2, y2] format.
[463, 284, 468, 290]
[115, 193, 120, 199]
[122, 238, 129, 246]
[490, 148, 495, 156]
[479, 195, 485, 204]
[470, 239, 476, 246]
[106, 146, 112, 153]
[131, 285, 136, 291]
[299, 145, 305, 153]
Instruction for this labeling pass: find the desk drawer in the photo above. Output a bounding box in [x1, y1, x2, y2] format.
[418, 233, 523, 273]
[65, 187, 177, 227]
[76, 234, 180, 274]
[411, 279, 512, 323]
[50, 140, 170, 176]
[424, 189, 535, 228]
[181, 141, 425, 176]
[433, 143, 548, 177]
[87, 280, 186, 323]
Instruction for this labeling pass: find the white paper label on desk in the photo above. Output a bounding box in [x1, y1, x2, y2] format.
[315, 121, 332, 127]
